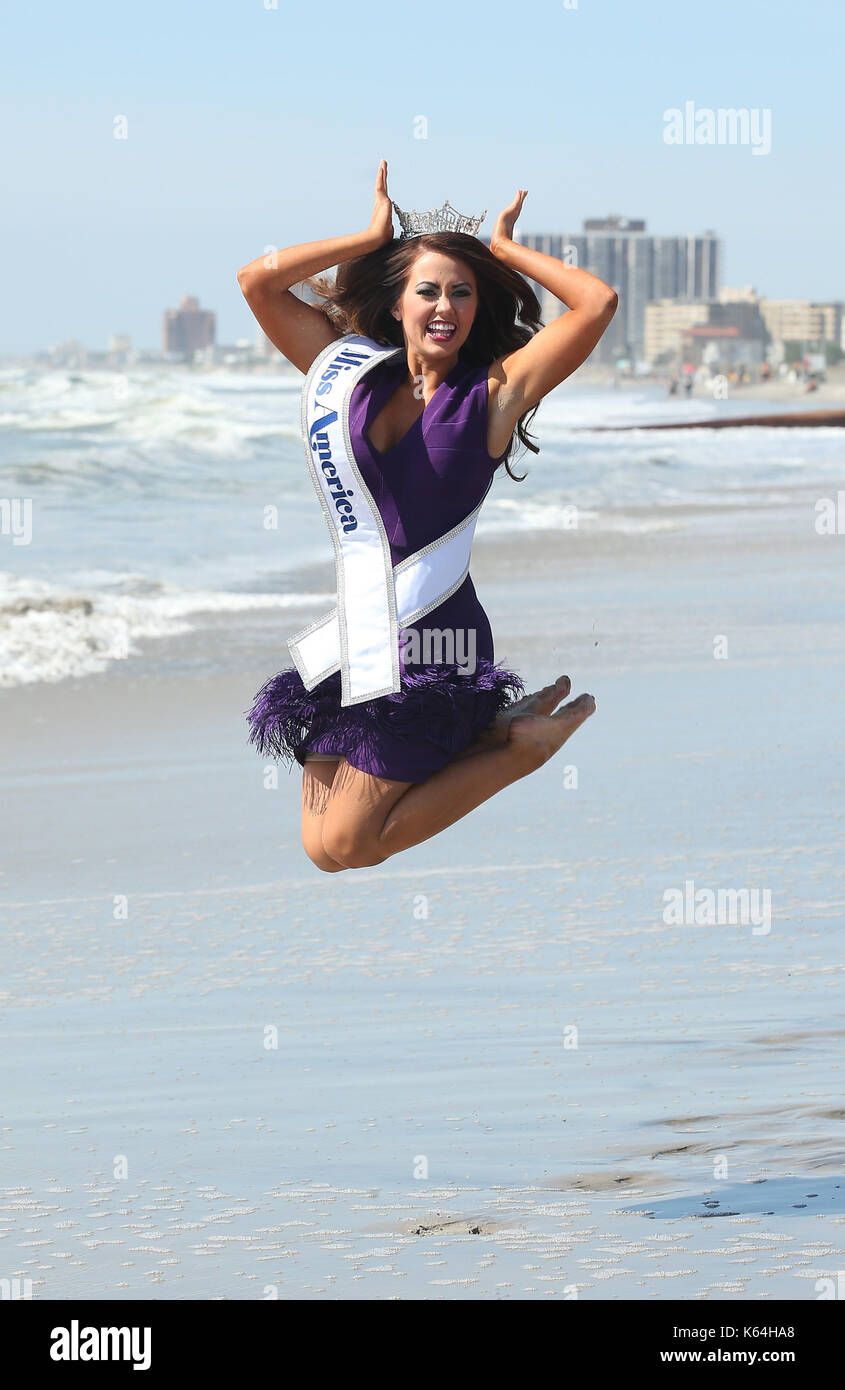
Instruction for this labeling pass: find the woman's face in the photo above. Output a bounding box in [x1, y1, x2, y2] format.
[392, 250, 477, 359]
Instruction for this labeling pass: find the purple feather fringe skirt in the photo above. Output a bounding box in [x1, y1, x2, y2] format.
[246, 658, 526, 784]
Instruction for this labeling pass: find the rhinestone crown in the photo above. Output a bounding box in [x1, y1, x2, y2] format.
[391, 198, 487, 240]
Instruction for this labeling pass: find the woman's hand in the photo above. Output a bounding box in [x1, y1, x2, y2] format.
[489, 188, 527, 257]
[368, 160, 394, 247]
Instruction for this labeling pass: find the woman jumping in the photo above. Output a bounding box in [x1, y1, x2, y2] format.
[238, 161, 617, 872]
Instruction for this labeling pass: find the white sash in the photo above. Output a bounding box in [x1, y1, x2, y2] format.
[287, 333, 491, 707]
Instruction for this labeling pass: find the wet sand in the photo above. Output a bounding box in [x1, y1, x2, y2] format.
[1, 514, 844, 1299]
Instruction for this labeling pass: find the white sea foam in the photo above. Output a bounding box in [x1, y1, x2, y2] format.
[2, 363, 841, 686]
[0, 365, 303, 465]
[478, 499, 679, 535]
[0, 572, 331, 687]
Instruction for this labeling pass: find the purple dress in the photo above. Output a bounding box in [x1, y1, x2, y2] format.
[246, 353, 524, 782]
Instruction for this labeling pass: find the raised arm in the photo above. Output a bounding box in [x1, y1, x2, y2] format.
[236, 161, 395, 374]
[488, 190, 618, 415]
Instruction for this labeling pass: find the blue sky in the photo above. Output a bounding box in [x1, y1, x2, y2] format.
[2, 0, 842, 352]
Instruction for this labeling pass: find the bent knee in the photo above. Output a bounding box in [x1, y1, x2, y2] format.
[305, 845, 348, 867]
[302, 832, 349, 873]
[321, 827, 386, 869]
[311, 854, 349, 873]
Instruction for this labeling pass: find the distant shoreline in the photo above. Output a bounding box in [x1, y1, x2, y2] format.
[5, 356, 845, 409]
[573, 359, 845, 407]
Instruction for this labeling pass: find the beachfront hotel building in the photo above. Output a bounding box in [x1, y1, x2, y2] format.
[645, 293, 771, 368]
[162, 294, 216, 359]
[645, 289, 843, 368]
[756, 299, 844, 351]
[512, 216, 721, 365]
[679, 324, 766, 369]
[644, 300, 711, 366]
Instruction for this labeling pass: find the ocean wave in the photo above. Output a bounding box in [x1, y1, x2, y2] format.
[0, 367, 303, 464]
[478, 499, 679, 535]
[4, 367, 842, 510]
[0, 573, 332, 688]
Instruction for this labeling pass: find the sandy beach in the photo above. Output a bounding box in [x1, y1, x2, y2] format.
[2, 508, 843, 1300]
[582, 359, 845, 407]
[5, 0, 845, 1316]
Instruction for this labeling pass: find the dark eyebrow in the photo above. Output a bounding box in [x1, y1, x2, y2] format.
[415, 279, 473, 289]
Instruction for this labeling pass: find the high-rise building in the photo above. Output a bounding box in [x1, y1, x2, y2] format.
[162, 294, 216, 358]
[515, 217, 721, 364]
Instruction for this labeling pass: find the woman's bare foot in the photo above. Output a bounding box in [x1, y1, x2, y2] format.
[506, 691, 596, 766]
[471, 674, 572, 752]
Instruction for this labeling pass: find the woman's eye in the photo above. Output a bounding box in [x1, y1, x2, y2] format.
[417, 288, 471, 298]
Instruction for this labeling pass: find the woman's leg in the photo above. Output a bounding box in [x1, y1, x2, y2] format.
[303, 677, 568, 869]
[320, 679, 595, 869]
[301, 756, 349, 871]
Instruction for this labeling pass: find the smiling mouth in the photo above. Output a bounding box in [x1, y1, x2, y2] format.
[426, 320, 456, 341]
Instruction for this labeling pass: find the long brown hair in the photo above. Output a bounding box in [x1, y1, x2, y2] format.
[305, 232, 543, 480]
